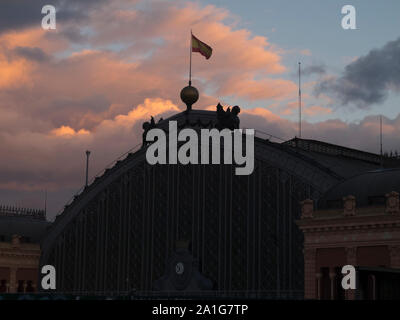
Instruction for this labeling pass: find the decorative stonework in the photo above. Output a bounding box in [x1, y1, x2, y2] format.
[11, 234, 20, 248]
[300, 199, 314, 219]
[386, 191, 399, 215]
[0, 236, 41, 293]
[298, 188, 400, 300]
[343, 195, 356, 216]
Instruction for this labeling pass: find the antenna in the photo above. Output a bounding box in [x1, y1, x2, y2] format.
[380, 115, 383, 167]
[85, 150, 91, 187]
[44, 189, 47, 216]
[298, 62, 302, 138]
[189, 29, 192, 86]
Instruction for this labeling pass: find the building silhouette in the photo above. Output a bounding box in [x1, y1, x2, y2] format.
[39, 87, 400, 298]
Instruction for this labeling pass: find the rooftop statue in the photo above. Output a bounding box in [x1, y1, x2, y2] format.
[216, 103, 240, 130]
[142, 116, 156, 148]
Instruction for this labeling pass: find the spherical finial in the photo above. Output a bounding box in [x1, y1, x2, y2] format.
[180, 85, 199, 110]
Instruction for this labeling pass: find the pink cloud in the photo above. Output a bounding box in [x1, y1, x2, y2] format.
[0, 0, 399, 217]
[0, 98, 178, 193]
[303, 105, 332, 116]
[0, 0, 298, 134]
[219, 78, 297, 101]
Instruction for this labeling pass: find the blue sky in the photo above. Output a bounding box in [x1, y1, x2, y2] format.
[200, 0, 400, 122]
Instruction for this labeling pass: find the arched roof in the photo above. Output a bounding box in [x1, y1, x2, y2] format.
[41, 108, 393, 254]
[318, 168, 400, 209]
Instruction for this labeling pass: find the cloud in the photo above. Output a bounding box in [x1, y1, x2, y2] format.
[0, 98, 178, 192]
[0, 0, 50, 33]
[315, 37, 400, 108]
[219, 78, 297, 101]
[280, 101, 298, 116]
[0, 0, 399, 219]
[302, 64, 326, 76]
[303, 105, 332, 116]
[242, 108, 400, 156]
[12, 46, 49, 61]
[0, 0, 109, 34]
[0, 0, 296, 131]
[51, 126, 90, 137]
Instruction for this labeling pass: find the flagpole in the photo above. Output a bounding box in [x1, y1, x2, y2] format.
[298, 61, 302, 138]
[189, 29, 192, 86]
[44, 189, 47, 218]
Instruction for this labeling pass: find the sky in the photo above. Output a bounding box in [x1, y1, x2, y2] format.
[1, 0, 400, 220]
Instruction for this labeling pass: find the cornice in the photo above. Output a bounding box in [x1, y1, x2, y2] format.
[297, 215, 400, 233]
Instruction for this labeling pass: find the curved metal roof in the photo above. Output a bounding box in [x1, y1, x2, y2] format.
[318, 168, 400, 209]
[41, 108, 392, 253]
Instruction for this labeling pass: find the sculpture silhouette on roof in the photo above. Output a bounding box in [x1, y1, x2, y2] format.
[142, 116, 156, 148]
[141, 101, 242, 149]
[216, 103, 240, 130]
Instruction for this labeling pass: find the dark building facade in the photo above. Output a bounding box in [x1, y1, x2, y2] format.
[40, 105, 400, 297]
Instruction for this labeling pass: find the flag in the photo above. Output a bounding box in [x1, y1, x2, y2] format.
[191, 34, 212, 59]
